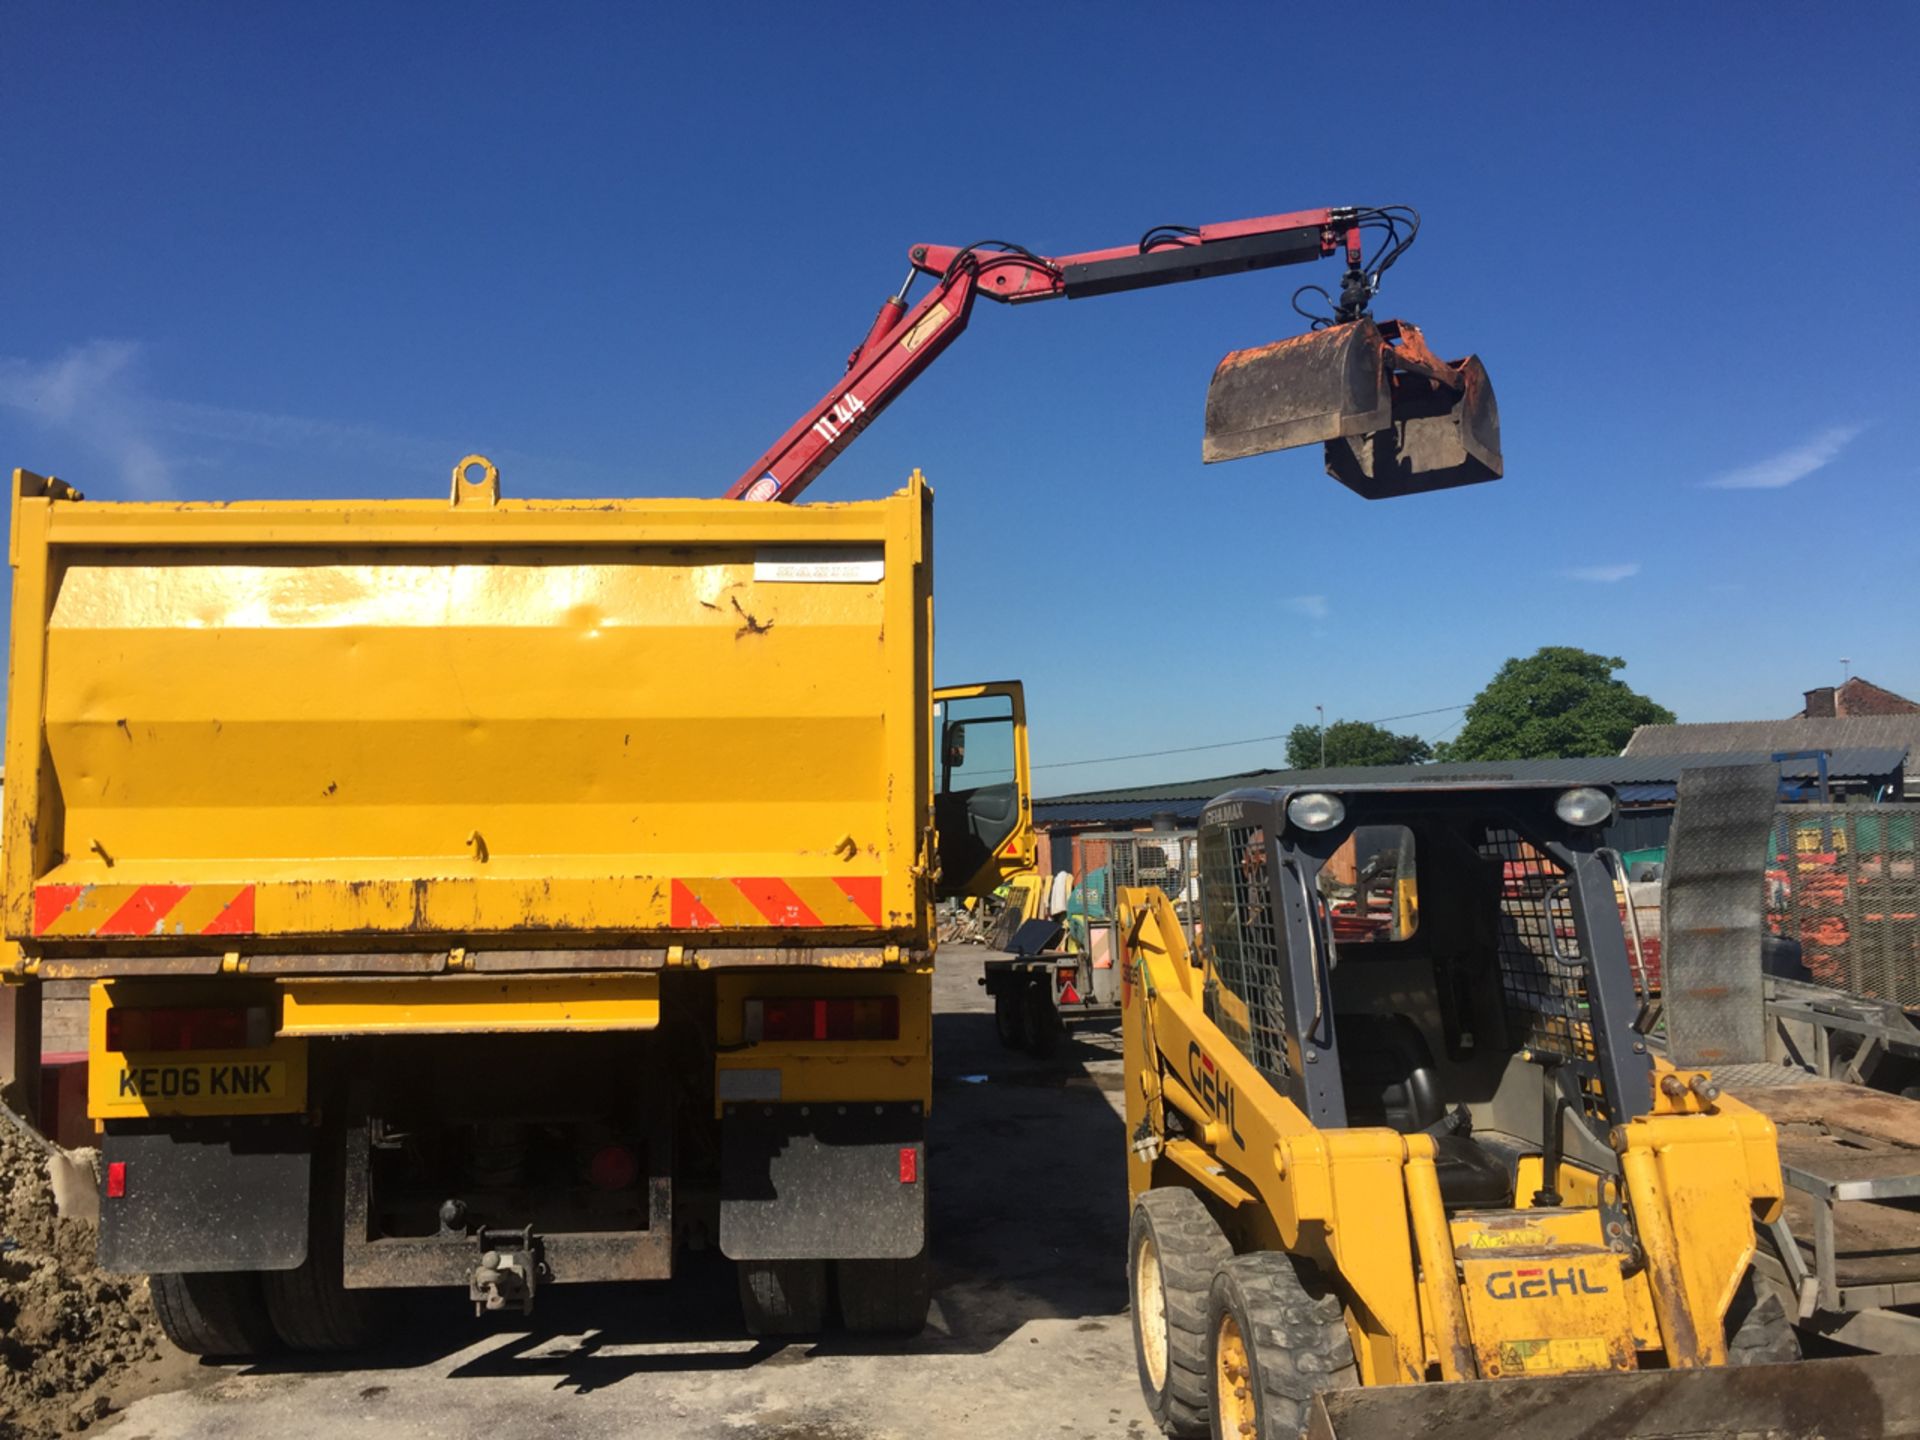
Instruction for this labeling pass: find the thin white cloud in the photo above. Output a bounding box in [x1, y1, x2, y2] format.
[1707, 424, 1865, 490]
[1285, 594, 1329, 620]
[0, 339, 597, 501]
[1561, 562, 1640, 583]
[0, 340, 177, 497]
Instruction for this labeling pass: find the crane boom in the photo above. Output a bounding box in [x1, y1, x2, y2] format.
[729, 204, 1500, 504]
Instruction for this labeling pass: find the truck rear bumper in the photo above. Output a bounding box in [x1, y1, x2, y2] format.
[340, 1121, 675, 1289]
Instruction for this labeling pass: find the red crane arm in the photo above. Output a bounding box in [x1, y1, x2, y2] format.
[727, 206, 1357, 502]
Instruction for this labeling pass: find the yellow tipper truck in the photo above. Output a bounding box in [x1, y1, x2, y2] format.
[2, 460, 1030, 1354]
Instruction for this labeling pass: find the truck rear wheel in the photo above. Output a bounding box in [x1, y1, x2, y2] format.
[837, 1253, 932, 1335]
[147, 1271, 278, 1358]
[1206, 1252, 1356, 1440]
[1129, 1188, 1232, 1438]
[262, 1136, 384, 1353]
[738, 1258, 827, 1336]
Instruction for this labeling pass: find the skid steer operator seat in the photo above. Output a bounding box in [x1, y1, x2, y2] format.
[1335, 1013, 1512, 1208]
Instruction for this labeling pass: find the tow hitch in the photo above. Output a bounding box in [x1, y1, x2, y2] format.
[467, 1226, 543, 1316]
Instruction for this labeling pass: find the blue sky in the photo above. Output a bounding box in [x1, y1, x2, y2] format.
[4, 4, 1915, 795]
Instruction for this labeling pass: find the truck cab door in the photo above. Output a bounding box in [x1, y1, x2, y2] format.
[933, 681, 1032, 899]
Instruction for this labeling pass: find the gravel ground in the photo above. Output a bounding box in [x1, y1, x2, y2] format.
[104, 947, 1151, 1439]
[0, 1108, 196, 1440]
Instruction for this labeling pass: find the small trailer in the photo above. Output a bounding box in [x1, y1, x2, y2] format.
[980, 832, 1197, 1056]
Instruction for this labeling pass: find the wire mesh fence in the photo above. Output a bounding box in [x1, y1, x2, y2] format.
[1767, 805, 1920, 1008]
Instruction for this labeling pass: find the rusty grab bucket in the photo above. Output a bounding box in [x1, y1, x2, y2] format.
[1202, 318, 1502, 500]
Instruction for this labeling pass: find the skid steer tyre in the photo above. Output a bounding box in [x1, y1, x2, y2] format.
[738, 1258, 828, 1336]
[148, 1271, 278, 1359]
[1725, 1269, 1801, 1365]
[836, 1252, 932, 1336]
[1206, 1252, 1357, 1440]
[1130, 1188, 1232, 1438]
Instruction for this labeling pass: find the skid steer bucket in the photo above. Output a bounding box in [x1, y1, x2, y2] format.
[1202, 317, 1501, 499]
[1307, 1353, 1920, 1440]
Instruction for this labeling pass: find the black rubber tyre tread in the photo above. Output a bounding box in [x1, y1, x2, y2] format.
[147, 1271, 278, 1358]
[1206, 1252, 1358, 1440]
[738, 1258, 828, 1336]
[1725, 1268, 1801, 1365]
[262, 1136, 385, 1353]
[1022, 983, 1059, 1059]
[994, 988, 1025, 1049]
[1130, 1188, 1233, 1438]
[836, 1252, 932, 1335]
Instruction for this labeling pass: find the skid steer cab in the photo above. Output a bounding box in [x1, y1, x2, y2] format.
[1118, 782, 1918, 1440]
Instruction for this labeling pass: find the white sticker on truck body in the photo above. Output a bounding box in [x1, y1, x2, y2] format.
[753, 546, 885, 583]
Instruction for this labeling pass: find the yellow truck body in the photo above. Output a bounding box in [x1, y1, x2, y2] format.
[3, 461, 1028, 1348]
[6, 464, 934, 956]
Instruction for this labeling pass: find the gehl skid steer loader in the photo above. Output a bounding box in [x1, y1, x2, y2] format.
[1118, 782, 1920, 1440]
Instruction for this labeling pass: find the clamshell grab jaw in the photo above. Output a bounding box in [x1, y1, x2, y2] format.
[1203, 317, 1503, 500]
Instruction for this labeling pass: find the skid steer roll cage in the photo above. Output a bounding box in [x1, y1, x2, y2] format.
[1196, 782, 1654, 1131]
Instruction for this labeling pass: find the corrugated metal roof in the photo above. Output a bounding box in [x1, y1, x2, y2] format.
[1625, 716, 1920, 761]
[1034, 748, 1907, 828]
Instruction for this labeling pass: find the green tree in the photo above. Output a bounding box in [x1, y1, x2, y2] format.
[1285, 719, 1434, 769]
[1437, 647, 1675, 761]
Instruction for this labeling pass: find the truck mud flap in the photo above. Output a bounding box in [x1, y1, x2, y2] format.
[720, 1101, 924, 1262]
[1308, 1354, 1920, 1440]
[98, 1121, 311, 1273]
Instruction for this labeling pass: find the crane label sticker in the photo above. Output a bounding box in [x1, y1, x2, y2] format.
[899, 302, 951, 353]
[1186, 1041, 1247, 1148]
[753, 547, 885, 583]
[809, 390, 868, 445]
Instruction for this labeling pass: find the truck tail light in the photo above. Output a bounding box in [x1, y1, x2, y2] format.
[744, 996, 899, 1043]
[106, 1005, 274, 1052]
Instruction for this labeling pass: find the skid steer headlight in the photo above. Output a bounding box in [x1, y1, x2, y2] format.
[1286, 792, 1345, 832]
[1555, 787, 1613, 828]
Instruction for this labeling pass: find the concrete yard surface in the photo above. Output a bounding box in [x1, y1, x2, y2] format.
[110, 946, 1153, 1439]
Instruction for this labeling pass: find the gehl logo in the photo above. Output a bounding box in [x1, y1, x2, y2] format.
[1186, 1042, 1246, 1148]
[1484, 1265, 1610, 1300]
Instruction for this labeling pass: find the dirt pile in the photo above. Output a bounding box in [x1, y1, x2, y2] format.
[0, 1109, 178, 1439]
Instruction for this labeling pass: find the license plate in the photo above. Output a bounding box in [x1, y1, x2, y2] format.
[92, 1054, 303, 1118]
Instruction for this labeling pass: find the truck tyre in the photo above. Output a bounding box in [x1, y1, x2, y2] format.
[837, 1252, 932, 1335]
[1022, 981, 1059, 1059]
[262, 1138, 384, 1353]
[738, 1258, 827, 1336]
[147, 1271, 278, 1358]
[1206, 1252, 1357, 1440]
[994, 987, 1026, 1049]
[1129, 1188, 1232, 1439]
[261, 1242, 383, 1353]
[1726, 1269, 1800, 1364]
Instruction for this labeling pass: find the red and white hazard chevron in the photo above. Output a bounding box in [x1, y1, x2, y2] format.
[670, 877, 883, 930]
[33, 884, 256, 938]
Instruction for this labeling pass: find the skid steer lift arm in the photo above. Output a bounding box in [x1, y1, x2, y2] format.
[728, 204, 1501, 504]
